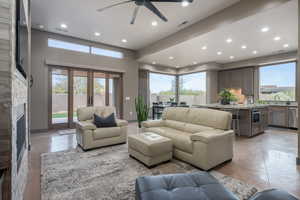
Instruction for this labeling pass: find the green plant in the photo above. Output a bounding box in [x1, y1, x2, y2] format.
[219, 89, 237, 104]
[135, 96, 150, 128]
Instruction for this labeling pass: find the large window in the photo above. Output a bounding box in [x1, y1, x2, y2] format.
[48, 38, 124, 59]
[179, 72, 206, 105]
[259, 62, 296, 101]
[91, 47, 123, 59]
[48, 39, 90, 53]
[149, 73, 176, 104]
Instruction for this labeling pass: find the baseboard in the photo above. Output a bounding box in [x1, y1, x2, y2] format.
[297, 157, 300, 165]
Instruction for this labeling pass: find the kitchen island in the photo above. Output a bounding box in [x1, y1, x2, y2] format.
[194, 104, 269, 137]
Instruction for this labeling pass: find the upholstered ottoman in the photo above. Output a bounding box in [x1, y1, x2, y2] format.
[135, 172, 238, 200]
[128, 132, 172, 167]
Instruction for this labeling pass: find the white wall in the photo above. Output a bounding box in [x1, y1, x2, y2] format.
[31, 30, 139, 130]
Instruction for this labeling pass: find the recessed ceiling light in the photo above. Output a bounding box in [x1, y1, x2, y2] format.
[122, 39, 127, 43]
[241, 45, 247, 49]
[253, 50, 258, 54]
[39, 25, 44, 29]
[94, 32, 101, 36]
[181, 0, 189, 7]
[226, 38, 232, 43]
[176, 65, 180, 68]
[152, 61, 156, 64]
[193, 61, 197, 65]
[283, 44, 289, 48]
[261, 27, 269, 32]
[60, 23, 67, 29]
[217, 51, 222, 55]
[151, 21, 158, 26]
[230, 56, 234, 59]
[169, 56, 174, 60]
[274, 36, 281, 41]
[201, 46, 207, 50]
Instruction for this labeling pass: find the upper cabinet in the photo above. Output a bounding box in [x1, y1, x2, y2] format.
[218, 67, 254, 96]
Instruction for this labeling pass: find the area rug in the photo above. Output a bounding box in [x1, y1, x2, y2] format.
[41, 145, 258, 200]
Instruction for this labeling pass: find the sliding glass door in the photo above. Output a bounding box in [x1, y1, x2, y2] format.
[49, 67, 123, 129]
[51, 68, 69, 127]
[93, 72, 106, 107]
[72, 70, 89, 122]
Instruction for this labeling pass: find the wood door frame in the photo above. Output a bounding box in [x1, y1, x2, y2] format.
[48, 67, 70, 129]
[48, 66, 124, 129]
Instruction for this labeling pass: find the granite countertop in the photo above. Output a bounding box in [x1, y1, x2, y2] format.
[195, 104, 269, 110]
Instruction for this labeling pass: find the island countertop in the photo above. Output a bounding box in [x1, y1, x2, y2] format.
[194, 103, 269, 110]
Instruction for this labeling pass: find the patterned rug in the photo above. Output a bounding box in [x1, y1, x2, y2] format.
[41, 144, 258, 200]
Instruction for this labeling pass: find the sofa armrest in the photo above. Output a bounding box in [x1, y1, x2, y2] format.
[116, 119, 128, 127]
[190, 130, 234, 144]
[142, 120, 164, 128]
[76, 121, 97, 131]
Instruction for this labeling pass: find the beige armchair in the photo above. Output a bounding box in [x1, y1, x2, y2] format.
[75, 106, 128, 150]
[142, 107, 234, 170]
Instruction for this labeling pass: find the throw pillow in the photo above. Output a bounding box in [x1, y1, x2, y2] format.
[94, 113, 117, 128]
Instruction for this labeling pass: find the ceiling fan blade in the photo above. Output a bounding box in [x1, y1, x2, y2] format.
[97, 0, 133, 12]
[149, 0, 193, 2]
[144, 1, 168, 22]
[130, 6, 140, 24]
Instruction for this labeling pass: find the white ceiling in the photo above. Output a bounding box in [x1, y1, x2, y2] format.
[31, 0, 240, 50]
[140, 0, 298, 67]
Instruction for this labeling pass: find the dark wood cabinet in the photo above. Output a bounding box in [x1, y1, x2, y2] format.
[218, 67, 254, 96]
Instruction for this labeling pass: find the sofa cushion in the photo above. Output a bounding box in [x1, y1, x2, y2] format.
[162, 107, 190, 122]
[136, 172, 238, 200]
[77, 107, 95, 121]
[93, 127, 121, 140]
[184, 123, 214, 133]
[94, 113, 117, 128]
[147, 127, 193, 153]
[165, 120, 186, 132]
[186, 108, 232, 130]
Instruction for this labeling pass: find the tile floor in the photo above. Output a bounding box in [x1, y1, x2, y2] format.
[24, 124, 300, 199]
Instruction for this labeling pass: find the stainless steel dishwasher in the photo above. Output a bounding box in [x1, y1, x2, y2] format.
[288, 107, 298, 129]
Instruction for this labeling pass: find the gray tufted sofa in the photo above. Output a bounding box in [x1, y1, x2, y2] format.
[136, 172, 299, 200]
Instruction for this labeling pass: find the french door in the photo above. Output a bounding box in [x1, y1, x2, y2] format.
[49, 67, 123, 129]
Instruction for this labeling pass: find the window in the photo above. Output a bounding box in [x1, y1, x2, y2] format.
[179, 72, 206, 105]
[149, 73, 176, 104]
[259, 62, 296, 101]
[91, 47, 123, 59]
[48, 38, 90, 53]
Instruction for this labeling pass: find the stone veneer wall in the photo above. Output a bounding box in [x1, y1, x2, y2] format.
[0, 0, 29, 199]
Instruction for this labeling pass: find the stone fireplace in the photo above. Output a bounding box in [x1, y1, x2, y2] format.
[16, 104, 26, 171]
[0, 0, 30, 199]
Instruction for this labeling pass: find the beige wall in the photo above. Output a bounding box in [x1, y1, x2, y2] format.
[31, 30, 139, 130]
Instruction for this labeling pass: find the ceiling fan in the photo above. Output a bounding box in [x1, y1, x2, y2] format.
[97, 0, 194, 25]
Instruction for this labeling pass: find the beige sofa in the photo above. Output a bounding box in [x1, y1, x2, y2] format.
[142, 107, 234, 170]
[75, 106, 128, 150]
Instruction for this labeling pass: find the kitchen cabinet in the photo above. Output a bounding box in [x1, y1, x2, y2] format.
[268, 106, 289, 127]
[218, 67, 254, 96]
[288, 107, 298, 129]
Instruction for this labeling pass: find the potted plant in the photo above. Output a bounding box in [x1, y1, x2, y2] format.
[135, 96, 150, 128]
[219, 89, 237, 105]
